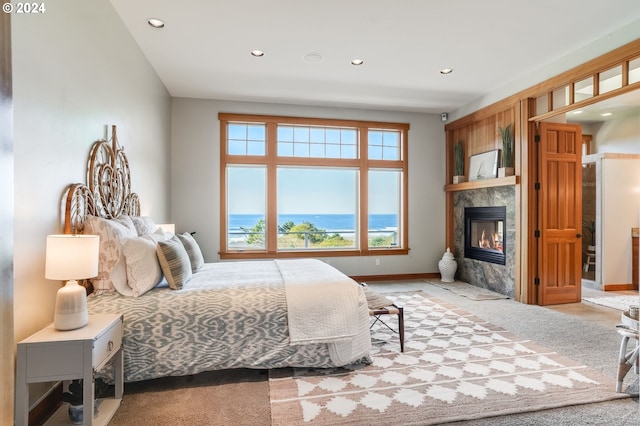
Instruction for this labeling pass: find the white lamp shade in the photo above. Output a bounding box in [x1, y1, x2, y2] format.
[45, 234, 100, 280]
[45, 234, 99, 331]
[158, 223, 175, 233]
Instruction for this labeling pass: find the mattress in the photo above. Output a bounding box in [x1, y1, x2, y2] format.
[87, 259, 371, 382]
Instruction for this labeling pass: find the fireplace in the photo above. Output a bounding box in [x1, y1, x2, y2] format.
[464, 206, 506, 265]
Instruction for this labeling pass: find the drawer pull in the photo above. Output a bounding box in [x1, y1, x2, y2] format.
[108, 340, 114, 351]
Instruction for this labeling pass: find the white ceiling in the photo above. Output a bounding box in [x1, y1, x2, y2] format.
[567, 90, 640, 124]
[109, 0, 640, 115]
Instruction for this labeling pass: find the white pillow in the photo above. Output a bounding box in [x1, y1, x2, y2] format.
[143, 228, 174, 243]
[121, 237, 164, 297]
[84, 215, 137, 294]
[129, 216, 159, 236]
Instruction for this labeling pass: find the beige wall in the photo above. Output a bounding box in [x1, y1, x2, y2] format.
[9, 0, 171, 411]
[600, 155, 640, 286]
[593, 113, 640, 154]
[171, 98, 447, 276]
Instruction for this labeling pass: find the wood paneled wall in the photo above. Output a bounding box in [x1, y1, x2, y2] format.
[444, 38, 640, 305]
[446, 107, 517, 181]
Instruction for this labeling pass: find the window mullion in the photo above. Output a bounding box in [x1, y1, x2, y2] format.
[220, 120, 229, 252]
[401, 128, 409, 250]
[266, 122, 278, 254]
[359, 126, 369, 253]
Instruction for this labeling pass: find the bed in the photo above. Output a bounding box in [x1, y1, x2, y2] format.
[62, 127, 372, 382]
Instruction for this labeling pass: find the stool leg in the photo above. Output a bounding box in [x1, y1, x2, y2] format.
[617, 335, 632, 393]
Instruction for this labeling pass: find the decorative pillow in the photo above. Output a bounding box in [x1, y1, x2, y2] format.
[157, 236, 192, 290]
[176, 232, 205, 272]
[361, 285, 394, 309]
[142, 227, 173, 243]
[129, 216, 158, 236]
[121, 237, 164, 297]
[84, 215, 137, 294]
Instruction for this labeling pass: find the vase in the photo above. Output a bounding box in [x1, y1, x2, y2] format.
[68, 401, 99, 425]
[438, 248, 457, 283]
[68, 405, 83, 425]
[498, 167, 514, 177]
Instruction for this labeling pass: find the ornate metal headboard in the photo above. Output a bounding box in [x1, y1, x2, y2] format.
[64, 125, 140, 234]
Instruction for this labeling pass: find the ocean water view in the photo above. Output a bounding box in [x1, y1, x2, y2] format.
[229, 213, 397, 232]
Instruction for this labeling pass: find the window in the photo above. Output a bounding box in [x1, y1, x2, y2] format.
[219, 113, 409, 259]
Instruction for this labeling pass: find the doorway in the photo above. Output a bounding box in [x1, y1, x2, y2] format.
[536, 90, 640, 302]
[565, 92, 640, 295]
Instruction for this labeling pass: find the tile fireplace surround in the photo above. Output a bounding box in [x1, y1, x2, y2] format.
[453, 186, 516, 297]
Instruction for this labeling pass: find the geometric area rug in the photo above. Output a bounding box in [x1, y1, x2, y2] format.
[269, 293, 628, 425]
[583, 295, 639, 311]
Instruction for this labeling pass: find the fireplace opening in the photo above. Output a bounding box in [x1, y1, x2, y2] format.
[464, 206, 506, 265]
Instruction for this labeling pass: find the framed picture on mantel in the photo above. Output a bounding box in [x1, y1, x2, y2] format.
[468, 149, 499, 181]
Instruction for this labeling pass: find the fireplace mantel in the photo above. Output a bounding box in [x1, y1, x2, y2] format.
[444, 175, 518, 192]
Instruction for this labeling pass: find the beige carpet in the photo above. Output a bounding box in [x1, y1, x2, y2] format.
[108, 369, 270, 425]
[426, 279, 509, 300]
[268, 293, 627, 425]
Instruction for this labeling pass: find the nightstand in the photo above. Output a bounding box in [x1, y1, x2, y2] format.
[15, 314, 124, 426]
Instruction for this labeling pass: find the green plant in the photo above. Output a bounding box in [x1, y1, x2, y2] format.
[454, 140, 465, 176]
[62, 378, 109, 406]
[498, 124, 514, 168]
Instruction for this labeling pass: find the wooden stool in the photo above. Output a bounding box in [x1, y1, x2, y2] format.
[369, 304, 405, 352]
[584, 250, 596, 272]
[360, 283, 405, 352]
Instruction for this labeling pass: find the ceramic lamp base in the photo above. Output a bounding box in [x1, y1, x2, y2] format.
[54, 280, 88, 330]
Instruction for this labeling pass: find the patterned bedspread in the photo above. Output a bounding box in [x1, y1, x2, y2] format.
[87, 260, 370, 382]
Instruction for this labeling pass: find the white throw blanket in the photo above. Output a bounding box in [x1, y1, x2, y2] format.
[276, 259, 371, 365]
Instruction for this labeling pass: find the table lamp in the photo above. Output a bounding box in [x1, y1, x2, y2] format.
[158, 223, 175, 233]
[45, 234, 100, 330]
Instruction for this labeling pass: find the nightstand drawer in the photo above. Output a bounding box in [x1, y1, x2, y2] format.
[93, 318, 122, 370]
[25, 341, 85, 381]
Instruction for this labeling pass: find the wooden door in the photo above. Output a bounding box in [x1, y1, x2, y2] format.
[537, 122, 583, 305]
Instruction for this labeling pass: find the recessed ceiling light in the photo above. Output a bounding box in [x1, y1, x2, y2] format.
[351, 59, 364, 66]
[601, 112, 612, 117]
[440, 68, 453, 74]
[147, 18, 165, 29]
[251, 50, 265, 57]
[573, 110, 583, 114]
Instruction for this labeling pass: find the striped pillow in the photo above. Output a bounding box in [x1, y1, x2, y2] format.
[177, 232, 204, 272]
[157, 236, 192, 290]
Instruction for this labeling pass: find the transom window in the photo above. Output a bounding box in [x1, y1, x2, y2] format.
[277, 125, 357, 159]
[219, 113, 409, 259]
